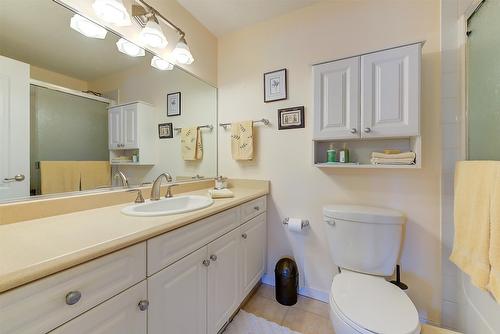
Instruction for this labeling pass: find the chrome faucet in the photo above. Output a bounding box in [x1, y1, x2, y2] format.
[150, 173, 173, 201]
[113, 171, 129, 188]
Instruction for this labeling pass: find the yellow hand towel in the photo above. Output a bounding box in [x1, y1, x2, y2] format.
[231, 121, 254, 160]
[487, 164, 500, 300]
[181, 127, 202, 160]
[79, 161, 111, 191]
[450, 161, 499, 290]
[40, 161, 81, 195]
[372, 152, 416, 160]
[208, 188, 234, 199]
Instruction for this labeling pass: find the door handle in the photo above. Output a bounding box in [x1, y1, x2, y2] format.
[4, 174, 25, 182]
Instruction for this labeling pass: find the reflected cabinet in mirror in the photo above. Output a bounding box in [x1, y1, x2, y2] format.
[0, 0, 217, 202]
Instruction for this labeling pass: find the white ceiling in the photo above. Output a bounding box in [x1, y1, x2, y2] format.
[0, 0, 145, 82]
[176, 0, 320, 37]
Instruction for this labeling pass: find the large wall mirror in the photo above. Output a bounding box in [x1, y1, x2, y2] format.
[0, 0, 217, 203]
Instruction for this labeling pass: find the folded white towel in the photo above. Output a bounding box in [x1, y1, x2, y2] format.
[371, 158, 416, 165]
[372, 151, 416, 160]
[208, 188, 234, 199]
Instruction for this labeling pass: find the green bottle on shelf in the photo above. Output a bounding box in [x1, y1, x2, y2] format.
[327, 144, 337, 163]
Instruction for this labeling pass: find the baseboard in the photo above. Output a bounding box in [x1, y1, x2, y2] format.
[261, 274, 329, 303]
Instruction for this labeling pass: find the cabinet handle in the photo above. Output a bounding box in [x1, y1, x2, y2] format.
[253, 206, 260, 211]
[363, 127, 371, 133]
[138, 300, 149, 311]
[210, 254, 217, 261]
[350, 128, 357, 134]
[241, 233, 247, 239]
[202, 259, 210, 267]
[65, 291, 82, 305]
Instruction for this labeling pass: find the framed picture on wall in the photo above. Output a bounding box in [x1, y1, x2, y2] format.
[167, 92, 181, 116]
[278, 106, 305, 130]
[158, 123, 173, 138]
[264, 68, 287, 102]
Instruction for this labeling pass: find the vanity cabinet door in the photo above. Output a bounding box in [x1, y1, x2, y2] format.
[122, 103, 138, 149]
[239, 213, 267, 297]
[361, 43, 421, 138]
[50, 281, 147, 334]
[207, 229, 241, 334]
[313, 56, 360, 140]
[108, 106, 123, 149]
[148, 247, 208, 334]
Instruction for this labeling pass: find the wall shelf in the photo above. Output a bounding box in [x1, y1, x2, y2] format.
[110, 162, 155, 166]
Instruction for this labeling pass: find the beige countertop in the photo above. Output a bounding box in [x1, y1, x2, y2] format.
[422, 324, 461, 334]
[0, 182, 269, 293]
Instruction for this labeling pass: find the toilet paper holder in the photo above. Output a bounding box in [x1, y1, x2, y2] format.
[282, 217, 310, 228]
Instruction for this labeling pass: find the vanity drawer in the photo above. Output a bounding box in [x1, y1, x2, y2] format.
[0, 242, 146, 334]
[240, 196, 267, 223]
[148, 207, 240, 275]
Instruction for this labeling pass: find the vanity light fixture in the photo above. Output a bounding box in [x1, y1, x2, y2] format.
[92, 0, 132, 26]
[139, 16, 168, 49]
[70, 14, 107, 39]
[116, 38, 145, 57]
[151, 56, 174, 71]
[171, 37, 194, 65]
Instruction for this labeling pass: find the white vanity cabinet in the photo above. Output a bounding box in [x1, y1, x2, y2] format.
[313, 42, 421, 140]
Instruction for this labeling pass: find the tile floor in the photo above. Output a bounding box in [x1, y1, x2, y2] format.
[242, 283, 334, 334]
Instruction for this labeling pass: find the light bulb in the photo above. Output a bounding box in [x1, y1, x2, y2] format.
[171, 37, 194, 65]
[92, 0, 131, 26]
[140, 20, 168, 49]
[116, 38, 145, 57]
[70, 14, 107, 39]
[151, 56, 174, 70]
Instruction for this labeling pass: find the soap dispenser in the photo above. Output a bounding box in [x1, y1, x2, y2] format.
[338, 143, 350, 163]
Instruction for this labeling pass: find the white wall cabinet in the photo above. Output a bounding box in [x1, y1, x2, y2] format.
[313, 43, 421, 140]
[108, 101, 157, 165]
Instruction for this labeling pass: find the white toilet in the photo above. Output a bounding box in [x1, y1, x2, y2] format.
[323, 204, 421, 334]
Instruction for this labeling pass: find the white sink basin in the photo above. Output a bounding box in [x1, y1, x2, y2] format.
[121, 195, 214, 217]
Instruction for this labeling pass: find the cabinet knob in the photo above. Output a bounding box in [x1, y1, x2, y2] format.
[202, 259, 210, 267]
[210, 254, 217, 261]
[65, 291, 82, 305]
[241, 233, 247, 239]
[350, 128, 357, 134]
[253, 206, 260, 211]
[138, 300, 149, 311]
[363, 127, 371, 133]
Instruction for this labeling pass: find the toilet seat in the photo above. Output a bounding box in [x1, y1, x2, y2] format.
[330, 270, 421, 334]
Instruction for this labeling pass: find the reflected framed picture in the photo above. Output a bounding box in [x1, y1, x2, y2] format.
[264, 68, 287, 103]
[167, 92, 181, 116]
[278, 106, 305, 130]
[158, 123, 173, 139]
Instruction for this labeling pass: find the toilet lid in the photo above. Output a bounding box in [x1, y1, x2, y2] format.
[331, 271, 420, 334]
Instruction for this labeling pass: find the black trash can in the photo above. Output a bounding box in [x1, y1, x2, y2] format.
[274, 257, 298, 306]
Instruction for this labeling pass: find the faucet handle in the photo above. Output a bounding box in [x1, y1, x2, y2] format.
[127, 189, 145, 203]
[165, 184, 178, 198]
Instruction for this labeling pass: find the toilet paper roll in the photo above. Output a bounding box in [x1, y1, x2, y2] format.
[287, 218, 303, 232]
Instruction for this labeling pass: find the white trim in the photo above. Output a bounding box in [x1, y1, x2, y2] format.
[29, 79, 115, 105]
[261, 274, 329, 303]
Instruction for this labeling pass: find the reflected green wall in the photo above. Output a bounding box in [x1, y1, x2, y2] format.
[467, 0, 500, 160]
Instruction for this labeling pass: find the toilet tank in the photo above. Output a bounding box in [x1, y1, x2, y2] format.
[323, 205, 405, 276]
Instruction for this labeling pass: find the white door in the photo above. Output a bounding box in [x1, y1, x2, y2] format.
[240, 213, 267, 297]
[0, 55, 30, 200]
[361, 43, 421, 138]
[108, 106, 123, 149]
[207, 229, 240, 334]
[148, 247, 208, 334]
[50, 281, 147, 334]
[122, 103, 138, 149]
[313, 56, 360, 140]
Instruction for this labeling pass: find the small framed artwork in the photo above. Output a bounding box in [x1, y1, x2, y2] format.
[264, 68, 287, 103]
[278, 106, 305, 130]
[167, 92, 181, 116]
[158, 123, 173, 139]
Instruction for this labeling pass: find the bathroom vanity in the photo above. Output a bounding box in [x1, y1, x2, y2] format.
[0, 183, 268, 334]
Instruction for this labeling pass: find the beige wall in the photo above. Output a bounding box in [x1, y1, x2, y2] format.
[30, 65, 89, 91]
[59, 0, 217, 85]
[218, 0, 442, 324]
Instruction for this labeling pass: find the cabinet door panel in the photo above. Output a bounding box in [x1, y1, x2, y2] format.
[240, 213, 267, 297]
[50, 281, 147, 334]
[361, 43, 420, 137]
[148, 247, 207, 334]
[207, 229, 240, 334]
[108, 107, 122, 149]
[313, 57, 360, 139]
[122, 104, 138, 149]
